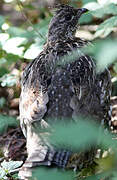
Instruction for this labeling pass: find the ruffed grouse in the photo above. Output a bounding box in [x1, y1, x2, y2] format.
[19, 4, 112, 179]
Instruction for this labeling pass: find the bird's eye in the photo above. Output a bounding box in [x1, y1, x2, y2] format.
[65, 14, 72, 21]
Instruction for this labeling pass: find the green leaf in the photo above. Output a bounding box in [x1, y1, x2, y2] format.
[7, 27, 26, 37]
[7, 26, 36, 39]
[0, 67, 9, 77]
[5, 54, 20, 65]
[0, 167, 6, 179]
[1, 160, 23, 172]
[95, 16, 117, 37]
[91, 3, 117, 18]
[0, 115, 18, 135]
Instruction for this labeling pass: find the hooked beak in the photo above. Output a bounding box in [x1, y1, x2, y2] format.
[76, 8, 89, 17]
[80, 8, 88, 14]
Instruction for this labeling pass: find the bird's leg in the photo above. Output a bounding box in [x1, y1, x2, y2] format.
[18, 120, 53, 179]
[27, 118, 57, 165]
[26, 122, 49, 165]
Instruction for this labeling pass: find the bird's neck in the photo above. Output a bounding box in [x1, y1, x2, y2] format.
[47, 30, 76, 44]
[46, 35, 89, 48]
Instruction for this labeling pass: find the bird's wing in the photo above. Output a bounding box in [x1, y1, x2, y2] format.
[19, 58, 49, 137]
[70, 55, 96, 117]
[70, 55, 96, 100]
[19, 58, 73, 168]
[70, 54, 112, 127]
[94, 68, 112, 128]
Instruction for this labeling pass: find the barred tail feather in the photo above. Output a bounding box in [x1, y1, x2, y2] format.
[23, 148, 72, 169]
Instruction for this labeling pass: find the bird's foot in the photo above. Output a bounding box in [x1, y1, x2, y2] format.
[18, 160, 50, 179]
[18, 150, 52, 179]
[18, 166, 32, 180]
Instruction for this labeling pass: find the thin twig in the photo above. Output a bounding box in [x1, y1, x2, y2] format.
[10, 167, 21, 175]
[16, 0, 46, 41]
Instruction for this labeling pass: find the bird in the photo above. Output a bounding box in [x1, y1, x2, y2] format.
[19, 4, 112, 179]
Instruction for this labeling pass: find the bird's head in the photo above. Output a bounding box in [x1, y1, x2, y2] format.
[48, 4, 88, 42]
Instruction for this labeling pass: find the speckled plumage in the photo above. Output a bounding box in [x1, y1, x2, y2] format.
[19, 4, 112, 178]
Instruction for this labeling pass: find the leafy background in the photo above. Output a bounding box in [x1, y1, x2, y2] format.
[0, 0, 117, 179]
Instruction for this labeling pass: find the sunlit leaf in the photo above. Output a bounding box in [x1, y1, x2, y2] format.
[98, 0, 111, 6]
[2, 37, 27, 56]
[24, 42, 42, 59]
[95, 16, 117, 37]
[1, 160, 23, 172]
[0, 33, 9, 46]
[91, 3, 117, 18]
[83, 2, 101, 10]
[0, 167, 6, 179]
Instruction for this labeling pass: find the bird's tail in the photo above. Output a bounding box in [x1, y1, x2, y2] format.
[50, 149, 72, 168]
[22, 148, 72, 169]
[23, 148, 95, 171]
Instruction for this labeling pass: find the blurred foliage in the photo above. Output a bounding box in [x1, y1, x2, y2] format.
[32, 167, 74, 180]
[33, 118, 117, 180]
[48, 118, 100, 150]
[83, 39, 117, 72]
[0, 0, 117, 179]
